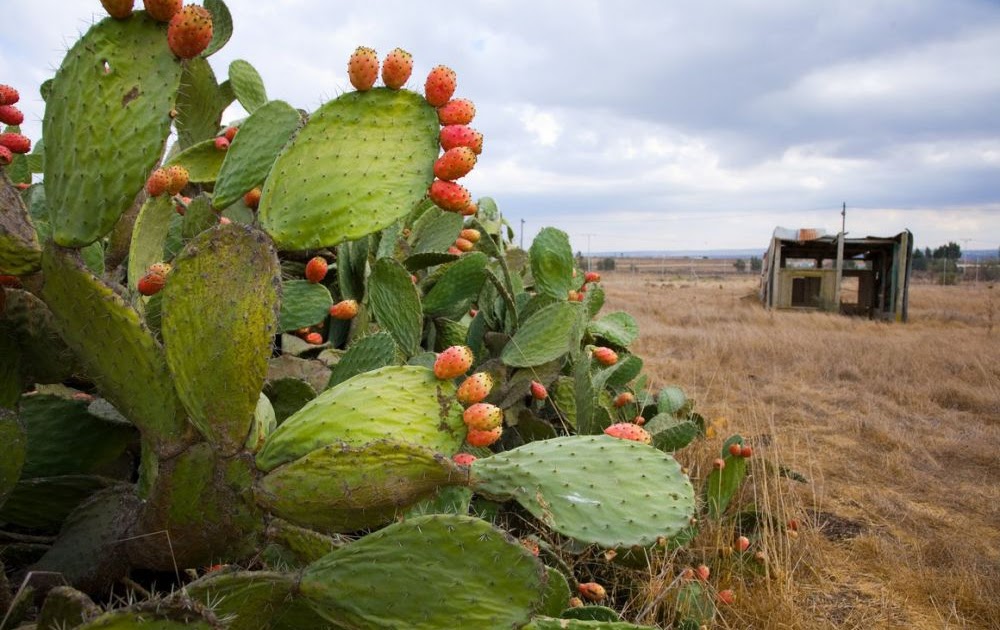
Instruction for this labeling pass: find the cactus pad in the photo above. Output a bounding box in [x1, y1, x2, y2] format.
[278, 279, 332, 333]
[258, 88, 439, 250]
[502, 301, 586, 367]
[470, 435, 696, 548]
[300, 514, 546, 629]
[530, 227, 576, 299]
[421, 251, 489, 319]
[161, 225, 280, 454]
[0, 172, 41, 275]
[44, 13, 182, 246]
[587, 311, 639, 348]
[256, 365, 464, 471]
[325, 331, 398, 389]
[368, 257, 423, 355]
[0, 409, 25, 508]
[184, 570, 325, 630]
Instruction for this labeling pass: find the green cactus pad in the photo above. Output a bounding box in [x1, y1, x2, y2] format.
[300, 514, 546, 629]
[76, 609, 217, 629]
[164, 138, 225, 183]
[530, 227, 576, 299]
[433, 318, 469, 351]
[676, 581, 717, 627]
[175, 57, 233, 149]
[604, 355, 644, 389]
[526, 618, 658, 630]
[539, 566, 573, 617]
[422, 251, 489, 318]
[403, 251, 458, 272]
[18, 394, 135, 478]
[705, 436, 748, 519]
[44, 14, 183, 247]
[657, 386, 689, 416]
[646, 414, 699, 452]
[0, 172, 41, 275]
[0, 288, 80, 385]
[213, 100, 301, 209]
[161, 225, 280, 455]
[0, 474, 114, 531]
[229, 59, 268, 114]
[551, 376, 578, 429]
[411, 209, 464, 254]
[262, 377, 317, 424]
[256, 439, 463, 533]
[585, 283, 606, 318]
[34, 484, 140, 595]
[587, 311, 639, 348]
[258, 88, 439, 251]
[264, 518, 344, 565]
[257, 365, 465, 472]
[184, 570, 325, 630]
[180, 194, 218, 238]
[278, 279, 332, 332]
[502, 301, 586, 367]
[404, 484, 474, 518]
[37, 586, 101, 630]
[325, 331, 398, 389]
[0, 409, 25, 508]
[40, 243, 187, 453]
[368, 258, 423, 355]
[202, 0, 233, 58]
[247, 391, 277, 452]
[561, 606, 622, 622]
[470, 435, 696, 548]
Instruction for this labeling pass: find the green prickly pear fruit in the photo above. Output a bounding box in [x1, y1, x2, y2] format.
[452, 452, 477, 466]
[433, 345, 473, 380]
[433, 146, 476, 181]
[304, 257, 328, 284]
[329, 299, 358, 320]
[348, 46, 379, 92]
[578, 582, 607, 602]
[466, 425, 501, 447]
[424, 65, 456, 107]
[167, 4, 213, 59]
[456, 372, 493, 405]
[463, 402, 501, 431]
[440, 125, 483, 154]
[145, 168, 170, 196]
[429, 180, 471, 213]
[437, 98, 476, 126]
[164, 165, 189, 196]
[593, 346, 618, 366]
[381, 47, 413, 89]
[604, 422, 652, 445]
[143, 0, 181, 22]
[530, 381, 547, 400]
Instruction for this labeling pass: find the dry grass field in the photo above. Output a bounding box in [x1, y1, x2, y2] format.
[600, 272, 1000, 629]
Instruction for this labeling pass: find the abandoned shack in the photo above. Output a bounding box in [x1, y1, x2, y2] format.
[759, 227, 913, 321]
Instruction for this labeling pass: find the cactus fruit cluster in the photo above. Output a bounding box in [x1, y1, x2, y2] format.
[0, 3, 767, 628]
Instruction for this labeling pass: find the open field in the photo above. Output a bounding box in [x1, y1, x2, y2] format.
[600, 274, 1000, 629]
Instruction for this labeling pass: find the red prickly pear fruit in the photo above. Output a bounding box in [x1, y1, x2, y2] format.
[440, 125, 483, 154]
[713, 458, 725, 470]
[718, 589, 735, 605]
[381, 47, 413, 89]
[304, 332, 323, 345]
[459, 228, 480, 243]
[736, 535, 750, 552]
[329, 299, 359, 320]
[456, 372, 494, 405]
[167, 4, 213, 59]
[410, 274, 418, 284]
[0, 133, 30, 154]
[175, 195, 191, 215]
[348, 46, 379, 92]
[633, 415, 646, 426]
[740, 444, 753, 458]
[584, 271, 601, 283]
[164, 165, 189, 195]
[433, 345, 474, 380]
[137, 271, 167, 296]
[520, 538, 540, 557]
[613, 392, 635, 408]
[452, 452, 477, 466]
[437, 98, 476, 126]
[305, 257, 328, 283]
[728, 443, 743, 457]
[567, 290, 580, 302]
[465, 425, 502, 448]
[433, 146, 477, 181]
[468, 308, 478, 317]
[243, 187, 261, 209]
[447, 246, 462, 255]
[787, 518, 800, 532]
[695, 564, 710, 581]
[578, 582, 607, 602]
[214, 136, 230, 151]
[424, 65, 457, 107]
[0, 275, 22, 288]
[604, 422, 652, 444]
[530, 381, 547, 400]
[0, 84, 19, 106]
[223, 126, 239, 142]
[454, 237, 474, 253]
[568, 597, 584, 608]
[428, 179, 471, 213]
[218, 216, 231, 225]
[143, 0, 182, 23]
[0, 105, 24, 126]
[593, 346, 618, 366]
[145, 168, 170, 196]
[459, 201, 478, 216]
[0, 146, 12, 166]
[463, 402, 502, 431]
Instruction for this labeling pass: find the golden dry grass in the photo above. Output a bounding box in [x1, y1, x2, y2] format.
[601, 273, 1000, 629]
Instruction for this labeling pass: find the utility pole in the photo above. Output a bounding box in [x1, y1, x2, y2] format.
[580, 233, 596, 272]
[961, 238, 975, 283]
[833, 202, 846, 310]
[520, 219, 525, 250]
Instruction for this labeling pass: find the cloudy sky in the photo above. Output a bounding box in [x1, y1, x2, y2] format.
[2, 1, 998, 253]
